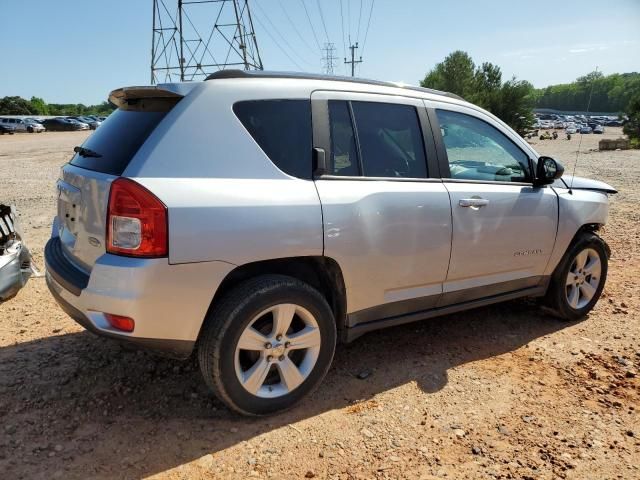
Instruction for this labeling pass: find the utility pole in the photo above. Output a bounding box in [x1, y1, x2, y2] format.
[344, 42, 362, 77]
[322, 42, 337, 75]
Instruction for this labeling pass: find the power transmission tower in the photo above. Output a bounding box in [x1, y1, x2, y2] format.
[151, 0, 263, 84]
[321, 43, 337, 75]
[344, 42, 362, 77]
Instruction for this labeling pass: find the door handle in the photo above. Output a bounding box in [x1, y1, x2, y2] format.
[459, 198, 489, 208]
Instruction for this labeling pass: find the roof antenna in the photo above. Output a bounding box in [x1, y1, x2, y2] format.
[569, 66, 598, 194]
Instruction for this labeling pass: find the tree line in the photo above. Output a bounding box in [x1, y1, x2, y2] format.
[0, 96, 114, 116]
[533, 72, 640, 113]
[421, 51, 639, 138]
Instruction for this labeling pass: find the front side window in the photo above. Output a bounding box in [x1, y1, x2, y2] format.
[234, 100, 312, 179]
[436, 109, 530, 182]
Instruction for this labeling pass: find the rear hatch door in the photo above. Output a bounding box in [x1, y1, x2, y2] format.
[56, 86, 184, 272]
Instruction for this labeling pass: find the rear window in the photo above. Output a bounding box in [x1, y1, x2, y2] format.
[69, 109, 169, 175]
[233, 100, 312, 179]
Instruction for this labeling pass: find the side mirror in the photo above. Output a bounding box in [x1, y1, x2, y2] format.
[535, 156, 564, 186]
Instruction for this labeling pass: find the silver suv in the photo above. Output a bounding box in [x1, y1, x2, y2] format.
[45, 71, 616, 415]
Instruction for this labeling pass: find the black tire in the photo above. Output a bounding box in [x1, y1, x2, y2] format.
[544, 232, 608, 321]
[27, 127, 33, 133]
[198, 275, 337, 416]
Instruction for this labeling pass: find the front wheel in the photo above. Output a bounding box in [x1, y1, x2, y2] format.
[198, 275, 337, 416]
[544, 232, 608, 320]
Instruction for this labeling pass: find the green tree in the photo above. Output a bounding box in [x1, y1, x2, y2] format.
[0, 96, 36, 115]
[29, 96, 49, 115]
[534, 71, 640, 112]
[421, 51, 535, 134]
[421, 50, 476, 97]
[623, 94, 640, 148]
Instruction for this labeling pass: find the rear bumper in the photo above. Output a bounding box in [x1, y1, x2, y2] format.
[44, 236, 235, 359]
[46, 278, 194, 358]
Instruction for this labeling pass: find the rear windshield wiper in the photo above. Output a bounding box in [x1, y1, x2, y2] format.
[73, 146, 102, 158]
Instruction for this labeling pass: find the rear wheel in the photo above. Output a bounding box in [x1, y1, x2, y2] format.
[544, 232, 608, 320]
[198, 275, 336, 416]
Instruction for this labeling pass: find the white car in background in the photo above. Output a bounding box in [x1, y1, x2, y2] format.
[24, 118, 45, 133]
[0, 117, 45, 133]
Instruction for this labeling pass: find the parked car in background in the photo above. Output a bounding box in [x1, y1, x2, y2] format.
[0, 118, 29, 132]
[65, 118, 90, 130]
[45, 71, 616, 415]
[593, 125, 605, 134]
[579, 126, 592, 134]
[0, 124, 16, 135]
[68, 116, 100, 130]
[41, 118, 85, 131]
[566, 127, 577, 134]
[23, 119, 45, 133]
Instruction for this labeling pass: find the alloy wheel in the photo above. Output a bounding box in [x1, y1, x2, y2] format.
[565, 247, 601, 310]
[234, 303, 321, 398]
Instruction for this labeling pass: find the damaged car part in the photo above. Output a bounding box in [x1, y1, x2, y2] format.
[0, 204, 36, 301]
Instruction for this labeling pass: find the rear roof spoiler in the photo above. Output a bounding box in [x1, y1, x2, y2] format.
[108, 84, 193, 109]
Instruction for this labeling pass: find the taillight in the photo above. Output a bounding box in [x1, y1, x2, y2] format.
[107, 178, 167, 257]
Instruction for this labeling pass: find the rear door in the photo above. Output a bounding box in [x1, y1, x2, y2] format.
[55, 96, 180, 272]
[428, 103, 558, 305]
[312, 91, 452, 325]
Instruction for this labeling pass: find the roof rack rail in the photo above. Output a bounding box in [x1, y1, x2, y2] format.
[205, 70, 463, 101]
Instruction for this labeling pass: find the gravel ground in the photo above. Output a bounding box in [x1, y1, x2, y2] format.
[0, 129, 638, 480]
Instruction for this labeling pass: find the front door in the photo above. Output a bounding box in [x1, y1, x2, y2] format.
[430, 106, 558, 305]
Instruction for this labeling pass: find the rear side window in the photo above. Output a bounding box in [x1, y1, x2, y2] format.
[70, 109, 170, 175]
[233, 100, 312, 179]
[328, 101, 359, 176]
[327, 100, 428, 178]
[352, 102, 427, 178]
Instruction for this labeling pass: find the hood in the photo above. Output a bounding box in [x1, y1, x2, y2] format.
[553, 175, 617, 194]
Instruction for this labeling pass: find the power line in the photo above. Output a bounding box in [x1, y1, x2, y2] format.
[347, 0, 351, 43]
[252, 14, 303, 70]
[356, 0, 363, 43]
[315, 0, 330, 44]
[339, 0, 347, 75]
[299, 0, 322, 51]
[359, 0, 375, 58]
[278, 0, 316, 55]
[252, 0, 312, 67]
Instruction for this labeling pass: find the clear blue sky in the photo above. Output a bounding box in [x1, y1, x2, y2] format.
[2, 0, 639, 105]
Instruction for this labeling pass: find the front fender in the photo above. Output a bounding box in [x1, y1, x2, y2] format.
[544, 187, 610, 276]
